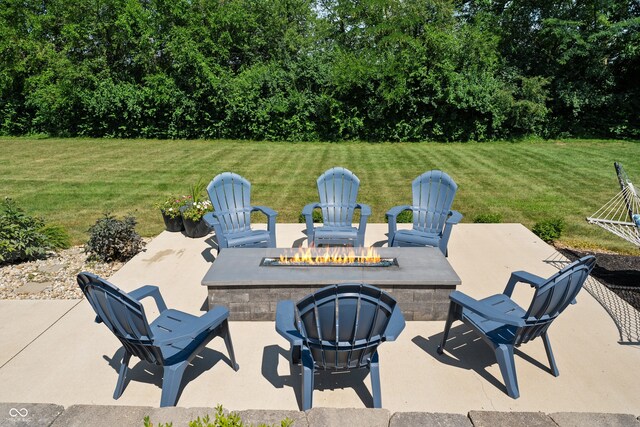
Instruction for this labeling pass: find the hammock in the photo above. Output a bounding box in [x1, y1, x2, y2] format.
[587, 162, 640, 247]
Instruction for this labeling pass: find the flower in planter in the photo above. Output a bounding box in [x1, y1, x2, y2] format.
[182, 200, 213, 222]
[156, 195, 191, 219]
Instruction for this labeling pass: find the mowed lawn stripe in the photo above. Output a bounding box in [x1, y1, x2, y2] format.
[1, 138, 639, 253]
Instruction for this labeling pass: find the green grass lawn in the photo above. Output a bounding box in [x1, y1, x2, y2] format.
[1, 137, 639, 253]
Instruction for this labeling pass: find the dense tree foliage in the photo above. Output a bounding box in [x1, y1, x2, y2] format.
[0, 0, 638, 141]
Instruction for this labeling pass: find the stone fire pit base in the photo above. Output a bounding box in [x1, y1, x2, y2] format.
[202, 247, 461, 321]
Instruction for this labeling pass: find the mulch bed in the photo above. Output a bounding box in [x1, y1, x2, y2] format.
[558, 247, 640, 312]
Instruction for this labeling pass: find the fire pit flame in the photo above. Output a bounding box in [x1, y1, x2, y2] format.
[261, 247, 397, 267]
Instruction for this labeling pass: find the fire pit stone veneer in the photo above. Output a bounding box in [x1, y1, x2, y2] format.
[201, 247, 461, 321]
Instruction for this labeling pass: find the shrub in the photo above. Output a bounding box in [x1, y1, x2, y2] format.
[473, 213, 503, 223]
[84, 213, 144, 262]
[143, 405, 293, 427]
[384, 210, 413, 224]
[0, 197, 69, 264]
[532, 218, 565, 243]
[41, 224, 71, 249]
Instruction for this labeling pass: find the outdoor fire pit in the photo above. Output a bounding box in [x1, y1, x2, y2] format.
[202, 247, 461, 321]
[260, 247, 398, 267]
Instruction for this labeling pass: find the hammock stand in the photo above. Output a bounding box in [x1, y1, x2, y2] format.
[587, 162, 640, 247]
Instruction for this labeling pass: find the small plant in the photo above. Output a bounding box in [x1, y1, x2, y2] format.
[298, 210, 323, 223]
[0, 197, 70, 264]
[532, 218, 565, 243]
[143, 405, 293, 427]
[85, 213, 145, 262]
[189, 179, 208, 204]
[156, 195, 190, 219]
[473, 213, 503, 223]
[182, 200, 213, 222]
[384, 210, 413, 223]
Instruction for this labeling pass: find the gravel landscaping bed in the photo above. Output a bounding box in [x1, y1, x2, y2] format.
[0, 246, 126, 300]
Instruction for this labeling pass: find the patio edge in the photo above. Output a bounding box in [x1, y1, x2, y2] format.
[2, 404, 639, 427]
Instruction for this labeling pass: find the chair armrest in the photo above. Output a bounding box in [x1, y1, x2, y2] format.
[446, 210, 463, 225]
[204, 212, 227, 248]
[449, 291, 525, 327]
[386, 205, 412, 219]
[503, 270, 547, 296]
[302, 203, 321, 217]
[252, 206, 278, 246]
[356, 203, 372, 217]
[203, 212, 220, 230]
[154, 306, 230, 345]
[355, 203, 371, 246]
[383, 305, 406, 341]
[252, 205, 277, 218]
[129, 285, 168, 313]
[275, 300, 304, 347]
[439, 210, 463, 256]
[386, 205, 412, 245]
[302, 203, 321, 242]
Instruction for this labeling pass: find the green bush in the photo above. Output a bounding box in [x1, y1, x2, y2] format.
[532, 218, 565, 243]
[0, 197, 70, 264]
[41, 224, 71, 249]
[384, 210, 413, 224]
[84, 213, 144, 262]
[473, 213, 503, 223]
[143, 405, 293, 427]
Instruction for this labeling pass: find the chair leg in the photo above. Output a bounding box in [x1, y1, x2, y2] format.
[437, 302, 456, 354]
[160, 361, 189, 407]
[221, 319, 239, 371]
[113, 351, 131, 399]
[542, 332, 559, 377]
[300, 349, 314, 411]
[370, 352, 382, 408]
[495, 344, 519, 399]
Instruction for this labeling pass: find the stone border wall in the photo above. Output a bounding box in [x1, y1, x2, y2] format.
[2, 403, 639, 427]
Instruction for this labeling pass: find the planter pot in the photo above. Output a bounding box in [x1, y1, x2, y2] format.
[183, 217, 210, 238]
[162, 211, 184, 232]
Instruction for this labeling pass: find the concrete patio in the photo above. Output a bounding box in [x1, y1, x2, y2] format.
[1, 224, 639, 424]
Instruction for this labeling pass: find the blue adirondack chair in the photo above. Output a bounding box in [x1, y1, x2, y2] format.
[276, 283, 405, 410]
[386, 170, 462, 256]
[437, 255, 596, 399]
[302, 167, 371, 247]
[77, 272, 239, 407]
[205, 172, 277, 250]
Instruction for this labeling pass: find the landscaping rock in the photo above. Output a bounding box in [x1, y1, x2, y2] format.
[50, 405, 151, 427]
[468, 411, 557, 427]
[38, 264, 64, 274]
[0, 402, 64, 427]
[549, 412, 640, 427]
[17, 282, 52, 295]
[237, 409, 308, 426]
[145, 406, 227, 426]
[306, 408, 389, 427]
[389, 412, 472, 427]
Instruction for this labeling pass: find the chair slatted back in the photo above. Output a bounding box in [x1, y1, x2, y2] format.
[515, 256, 596, 345]
[295, 283, 396, 370]
[207, 172, 252, 234]
[317, 167, 360, 228]
[77, 272, 164, 364]
[411, 170, 457, 234]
